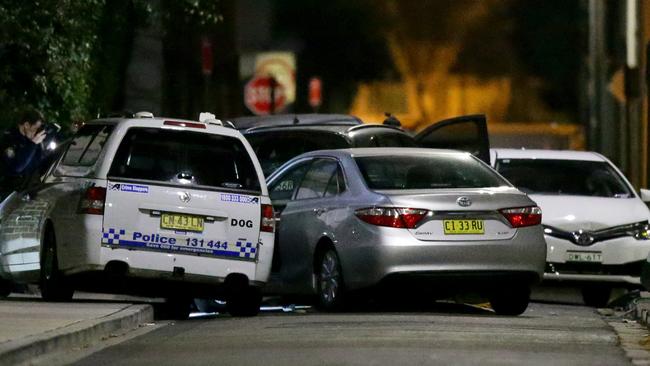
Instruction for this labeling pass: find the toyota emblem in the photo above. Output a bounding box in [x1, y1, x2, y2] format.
[179, 192, 191, 203]
[456, 196, 472, 207]
[572, 230, 594, 246]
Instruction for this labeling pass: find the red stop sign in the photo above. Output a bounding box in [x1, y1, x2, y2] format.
[244, 76, 286, 115]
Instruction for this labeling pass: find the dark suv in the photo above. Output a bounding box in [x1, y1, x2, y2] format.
[231, 114, 489, 176]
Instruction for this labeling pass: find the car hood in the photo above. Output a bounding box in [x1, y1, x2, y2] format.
[529, 194, 650, 231]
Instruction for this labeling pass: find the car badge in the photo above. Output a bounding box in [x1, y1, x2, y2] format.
[456, 196, 472, 207]
[572, 230, 594, 246]
[179, 192, 191, 203]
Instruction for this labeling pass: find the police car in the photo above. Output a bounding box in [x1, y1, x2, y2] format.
[0, 112, 274, 317]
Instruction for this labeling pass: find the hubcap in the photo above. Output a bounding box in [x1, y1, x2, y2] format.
[319, 251, 340, 305]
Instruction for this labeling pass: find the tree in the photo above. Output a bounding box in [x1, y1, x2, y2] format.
[0, 1, 105, 129]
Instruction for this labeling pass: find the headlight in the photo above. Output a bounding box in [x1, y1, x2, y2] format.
[632, 223, 650, 240]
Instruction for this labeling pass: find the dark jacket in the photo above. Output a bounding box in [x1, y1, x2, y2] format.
[0, 127, 44, 193]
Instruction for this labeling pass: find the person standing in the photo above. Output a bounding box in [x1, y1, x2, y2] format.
[0, 108, 48, 198]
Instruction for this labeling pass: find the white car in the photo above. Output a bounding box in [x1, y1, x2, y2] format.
[490, 149, 650, 307]
[0, 113, 275, 317]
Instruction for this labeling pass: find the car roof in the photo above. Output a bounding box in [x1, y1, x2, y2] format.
[85, 116, 243, 139]
[229, 113, 362, 130]
[301, 147, 472, 159]
[242, 121, 409, 136]
[490, 148, 606, 162]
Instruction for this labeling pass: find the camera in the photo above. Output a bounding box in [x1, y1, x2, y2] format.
[37, 122, 62, 151]
[37, 122, 61, 136]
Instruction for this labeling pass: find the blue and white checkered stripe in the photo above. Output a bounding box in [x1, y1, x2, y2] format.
[102, 228, 125, 244]
[236, 241, 257, 258]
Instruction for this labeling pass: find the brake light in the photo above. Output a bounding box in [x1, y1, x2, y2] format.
[500, 206, 542, 228]
[163, 120, 206, 129]
[80, 186, 106, 215]
[261, 204, 275, 233]
[355, 207, 428, 229]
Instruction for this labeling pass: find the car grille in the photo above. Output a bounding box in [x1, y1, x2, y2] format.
[543, 221, 648, 246]
[545, 261, 643, 277]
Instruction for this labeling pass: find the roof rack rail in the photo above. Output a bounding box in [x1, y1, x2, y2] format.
[135, 111, 154, 118]
[199, 112, 235, 129]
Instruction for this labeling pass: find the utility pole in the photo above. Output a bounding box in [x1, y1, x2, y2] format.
[588, 0, 606, 153]
[625, 0, 643, 188]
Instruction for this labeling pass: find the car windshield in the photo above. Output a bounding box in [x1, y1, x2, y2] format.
[109, 127, 261, 192]
[495, 158, 632, 197]
[355, 154, 508, 190]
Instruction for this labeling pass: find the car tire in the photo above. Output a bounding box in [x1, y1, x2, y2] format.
[0, 278, 12, 298]
[315, 249, 346, 311]
[489, 285, 530, 316]
[226, 286, 261, 317]
[40, 228, 74, 302]
[581, 285, 611, 308]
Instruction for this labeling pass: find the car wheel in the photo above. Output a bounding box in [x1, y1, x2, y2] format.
[489, 285, 530, 316]
[40, 228, 74, 302]
[316, 249, 346, 311]
[0, 278, 12, 298]
[581, 285, 611, 308]
[226, 286, 261, 317]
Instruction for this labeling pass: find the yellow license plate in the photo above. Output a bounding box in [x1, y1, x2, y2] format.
[443, 219, 484, 235]
[161, 213, 204, 232]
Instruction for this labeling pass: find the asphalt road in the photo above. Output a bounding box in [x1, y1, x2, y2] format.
[70, 300, 630, 366]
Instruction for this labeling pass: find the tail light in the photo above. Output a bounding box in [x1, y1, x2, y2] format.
[79, 186, 106, 215]
[500, 206, 542, 228]
[355, 207, 429, 229]
[261, 204, 275, 233]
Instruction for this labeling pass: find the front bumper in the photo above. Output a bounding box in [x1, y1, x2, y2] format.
[544, 234, 650, 285]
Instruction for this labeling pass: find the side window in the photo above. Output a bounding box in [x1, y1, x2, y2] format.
[61, 124, 114, 167]
[269, 160, 312, 203]
[324, 166, 346, 197]
[55, 124, 114, 177]
[295, 159, 338, 200]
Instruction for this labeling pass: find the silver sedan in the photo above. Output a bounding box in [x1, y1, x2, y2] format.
[266, 148, 546, 315]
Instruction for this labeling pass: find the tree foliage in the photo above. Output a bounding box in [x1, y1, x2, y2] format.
[0, 0, 106, 128]
[0, 0, 222, 130]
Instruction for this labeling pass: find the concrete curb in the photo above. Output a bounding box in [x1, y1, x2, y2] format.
[0, 304, 154, 366]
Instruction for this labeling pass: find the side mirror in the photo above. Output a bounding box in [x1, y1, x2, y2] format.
[640, 188, 650, 203]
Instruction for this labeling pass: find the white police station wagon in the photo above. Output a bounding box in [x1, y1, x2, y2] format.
[0, 112, 275, 317]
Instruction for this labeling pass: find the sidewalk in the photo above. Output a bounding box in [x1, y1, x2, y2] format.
[0, 293, 153, 366]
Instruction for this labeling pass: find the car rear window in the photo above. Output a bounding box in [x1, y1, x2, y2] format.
[55, 124, 114, 177]
[355, 154, 507, 190]
[350, 129, 418, 148]
[496, 159, 632, 197]
[246, 131, 349, 176]
[109, 127, 261, 192]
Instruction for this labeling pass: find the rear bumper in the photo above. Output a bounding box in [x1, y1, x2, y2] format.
[66, 265, 266, 298]
[340, 225, 546, 290]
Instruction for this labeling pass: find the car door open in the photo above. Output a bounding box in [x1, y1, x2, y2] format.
[415, 114, 490, 164]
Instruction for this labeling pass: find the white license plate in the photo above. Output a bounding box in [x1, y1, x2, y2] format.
[565, 251, 602, 263]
